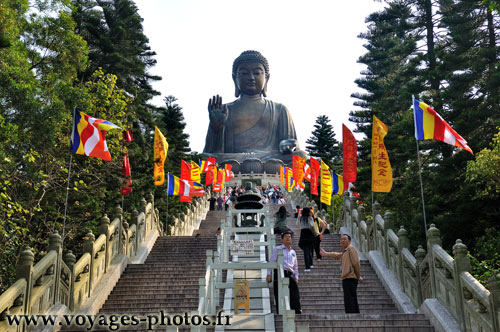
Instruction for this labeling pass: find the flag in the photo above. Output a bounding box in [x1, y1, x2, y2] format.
[153, 126, 168, 185]
[206, 164, 215, 186]
[292, 155, 299, 188]
[372, 115, 393, 192]
[179, 178, 192, 202]
[342, 124, 357, 189]
[296, 156, 305, 191]
[191, 161, 201, 182]
[413, 98, 473, 154]
[181, 160, 191, 180]
[286, 167, 293, 192]
[122, 129, 133, 143]
[332, 172, 344, 195]
[71, 109, 121, 161]
[320, 160, 332, 205]
[121, 177, 132, 195]
[167, 173, 180, 195]
[213, 169, 223, 192]
[224, 164, 233, 181]
[303, 163, 311, 182]
[122, 153, 131, 177]
[191, 182, 205, 197]
[280, 166, 285, 185]
[310, 157, 320, 196]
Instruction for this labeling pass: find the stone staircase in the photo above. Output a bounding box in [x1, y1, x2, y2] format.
[272, 213, 435, 332]
[62, 212, 221, 331]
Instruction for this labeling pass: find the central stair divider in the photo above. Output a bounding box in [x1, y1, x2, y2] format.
[192, 206, 304, 332]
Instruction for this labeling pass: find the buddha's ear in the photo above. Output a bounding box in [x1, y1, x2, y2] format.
[233, 74, 240, 97]
[262, 73, 270, 97]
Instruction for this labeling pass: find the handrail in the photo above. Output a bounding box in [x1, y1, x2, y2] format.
[342, 196, 500, 332]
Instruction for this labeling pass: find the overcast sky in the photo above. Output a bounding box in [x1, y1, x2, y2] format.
[133, 0, 384, 153]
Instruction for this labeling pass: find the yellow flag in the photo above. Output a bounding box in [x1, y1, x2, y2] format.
[372, 115, 392, 192]
[153, 126, 168, 186]
[320, 160, 332, 205]
[191, 161, 201, 182]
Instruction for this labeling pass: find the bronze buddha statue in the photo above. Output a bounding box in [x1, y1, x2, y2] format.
[203, 50, 307, 165]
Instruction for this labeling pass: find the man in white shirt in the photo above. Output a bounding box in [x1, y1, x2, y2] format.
[266, 230, 302, 314]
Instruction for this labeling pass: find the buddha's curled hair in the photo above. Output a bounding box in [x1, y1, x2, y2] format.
[232, 50, 270, 77]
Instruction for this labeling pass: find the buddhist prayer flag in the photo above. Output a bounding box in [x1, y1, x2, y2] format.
[167, 173, 180, 195]
[286, 167, 293, 192]
[181, 160, 191, 180]
[224, 164, 233, 181]
[191, 182, 205, 197]
[71, 109, 121, 161]
[332, 172, 344, 195]
[206, 164, 215, 186]
[296, 156, 305, 191]
[179, 178, 192, 202]
[191, 161, 201, 182]
[153, 126, 168, 185]
[342, 124, 357, 189]
[303, 163, 311, 182]
[320, 160, 333, 205]
[309, 157, 320, 196]
[280, 166, 285, 185]
[292, 155, 300, 188]
[372, 116, 393, 192]
[413, 98, 473, 154]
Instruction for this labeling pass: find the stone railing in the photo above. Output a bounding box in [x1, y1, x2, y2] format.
[342, 195, 500, 332]
[167, 194, 210, 236]
[0, 193, 160, 332]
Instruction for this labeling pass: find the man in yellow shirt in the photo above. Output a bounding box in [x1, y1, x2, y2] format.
[321, 234, 363, 313]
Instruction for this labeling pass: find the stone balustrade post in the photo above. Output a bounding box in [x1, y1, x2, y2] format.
[99, 214, 110, 271]
[83, 231, 95, 296]
[48, 231, 62, 305]
[397, 226, 410, 286]
[414, 245, 426, 305]
[16, 247, 34, 315]
[63, 250, 76, 310]
[427, 224, 441, 298]
[365, 217, 374, 251]
[113, 205, 123, 255]
[383, 211, 393, 264]
[122, 219, 129, 257]
[349, 196, 357, 236]
[452, 239, 470, 330]
[372, 201, 381, 250]
[488, 272, 500, 332]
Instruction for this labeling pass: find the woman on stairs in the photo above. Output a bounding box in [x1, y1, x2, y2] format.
[297, 207, 318, 271]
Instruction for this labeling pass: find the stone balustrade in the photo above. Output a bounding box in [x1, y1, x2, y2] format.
[0, 193, 161, 332]
[342, 194, 500, 332]
[168, 194, 210, 237]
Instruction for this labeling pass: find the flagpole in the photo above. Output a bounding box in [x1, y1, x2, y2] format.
[61, 154, 73, 249]
[416, 136, 428, 241]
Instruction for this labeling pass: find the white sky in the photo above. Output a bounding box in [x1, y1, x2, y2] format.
[133, 0, 384, 153]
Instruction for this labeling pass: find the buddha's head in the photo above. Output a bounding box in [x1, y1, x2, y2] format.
[232, 50, 270, 97]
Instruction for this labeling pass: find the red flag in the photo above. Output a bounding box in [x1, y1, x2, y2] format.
[122, 153, 131, 177]
[123, 129, 133, 143]
[206, 164, 214, 186]
[292, 155, 299, 187]
[310, 157, 320, 196]
[121, 177, 132, 195]
[181, 160, 191, 180]
[179, 178, 192, 202]
[224, 164, 233, 181]
[342, 124, 357, 189]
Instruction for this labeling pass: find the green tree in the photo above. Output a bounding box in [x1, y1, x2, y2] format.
[305, 115, 340, 168]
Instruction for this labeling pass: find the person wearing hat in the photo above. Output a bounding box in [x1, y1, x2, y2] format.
[266, 230, 302, 314]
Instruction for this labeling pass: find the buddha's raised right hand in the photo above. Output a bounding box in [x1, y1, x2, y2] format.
[208, 95, 228, 129]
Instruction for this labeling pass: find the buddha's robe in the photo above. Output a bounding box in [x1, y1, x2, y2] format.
[203, 100, 297, 155]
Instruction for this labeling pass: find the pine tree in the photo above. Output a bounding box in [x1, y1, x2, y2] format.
[305, 115, 341, 168]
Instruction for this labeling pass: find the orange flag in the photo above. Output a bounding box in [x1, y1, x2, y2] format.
[372, 115, 392, 192]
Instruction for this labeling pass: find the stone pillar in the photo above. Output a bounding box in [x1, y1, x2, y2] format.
[383, 211, 394, 264]
[48, 231, 62, 305]
[16, 247, 34, 314]
[131, 209, 139, 251]
[122, 219, 129, 257]
[99, 214, 110, 271]
[113, 205, 123, 255]
[63, 250, 76, 311]
[365, 217, 374, 251]
[427, 224, 442, 298]
[414, 245, 426, 306]
[397, 226, 410, 287]
[349, 196, 357, 236]
[453, 239, 470, 330]
[83, 231, 95, 296]
[488, 272, 500, 332]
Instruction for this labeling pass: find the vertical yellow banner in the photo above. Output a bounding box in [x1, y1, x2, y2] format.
[191, 161, 201, 182]
[320, 160, 332, 205]
[153, 126, 168, 186]
[372, 115, 392, 192]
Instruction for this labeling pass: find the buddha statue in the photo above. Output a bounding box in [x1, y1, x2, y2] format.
[203, 50, 307, 165]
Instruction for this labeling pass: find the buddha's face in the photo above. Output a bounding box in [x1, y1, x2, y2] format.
[235, 62, 267, 96]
